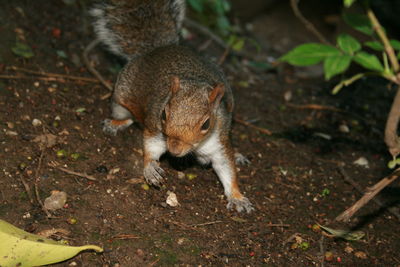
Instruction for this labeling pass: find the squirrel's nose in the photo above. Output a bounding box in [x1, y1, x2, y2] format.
[167, 138, 190, 157]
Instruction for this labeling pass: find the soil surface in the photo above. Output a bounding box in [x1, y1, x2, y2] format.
[1, 1, 399, 266]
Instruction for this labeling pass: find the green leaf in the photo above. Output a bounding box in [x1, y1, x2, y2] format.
[337, 34, 361, 54]
[187, 0, 203, 13]
[364, 41, 384, 51]
[11, 42, 34, 58]
[216, 16, 231, 36]
[0, 219, 103, 266]
[390, 39, 400, 50]
[231, 38, 245, 52]
[343, 0, 357, 7]
[343, 13, 373, 35]
[280, 43, 340, 66]
[324, 54, 352, 80]
[56, 50, 67, 58]
[354, 51, 384, 72]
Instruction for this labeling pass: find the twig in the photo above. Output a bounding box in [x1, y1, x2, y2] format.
[289, 0, 331, 45]
[189, 220, 223, 227]
[112, 234, 140, 240]
[336, 167, 400, 222]
[8, 66, 101, 83]
[319, 235, 325, 267]
[19, 175, 34, 204]
[218, 46, 230, 65]
[265, 223, 290, 227]
[34, 149, 52, 218]
[286, 103, 342, 112]
[366, 9, 399, 72]
[338, 165, 400, 221]
[49, 162, 97, 181]
[234, 117, 272, 135]
[82, 38, 113, 91]
[149, 259, 160, 267]
[183, 18, 257, 60]
[0, 74, 95, 84]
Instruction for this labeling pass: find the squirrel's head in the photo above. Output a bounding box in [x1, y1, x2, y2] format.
[161, 76, 225, 157]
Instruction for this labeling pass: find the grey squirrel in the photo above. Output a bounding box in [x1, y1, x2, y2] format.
[90, 0, 253, 213]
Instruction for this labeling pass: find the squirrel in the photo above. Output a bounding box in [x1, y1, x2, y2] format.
[90, 0, 253, 213]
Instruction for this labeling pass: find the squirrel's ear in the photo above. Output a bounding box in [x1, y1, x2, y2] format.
[209, 83, 225, 105]
[170, 76, 180, 94]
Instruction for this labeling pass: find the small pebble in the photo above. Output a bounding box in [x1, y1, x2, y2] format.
[32, 118, 42, 127]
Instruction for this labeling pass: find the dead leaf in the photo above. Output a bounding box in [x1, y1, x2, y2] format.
[354, 251, 367, 259]
[37, 228, 71, 238]
[318, 224, 365, 241]
[33, 134, 58, 148]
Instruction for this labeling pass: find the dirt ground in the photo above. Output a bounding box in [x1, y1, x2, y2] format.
[1, 1, 399, 266]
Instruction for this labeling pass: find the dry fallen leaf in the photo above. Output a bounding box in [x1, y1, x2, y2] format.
[44, 190, 67, 211]
[354, 251, 367, 259]
[33, 134, 58, 148]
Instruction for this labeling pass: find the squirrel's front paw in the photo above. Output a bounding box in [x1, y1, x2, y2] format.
[234, 152, 250, 166]
[227, 196, 254, 213]
[144, 161, 165, 187]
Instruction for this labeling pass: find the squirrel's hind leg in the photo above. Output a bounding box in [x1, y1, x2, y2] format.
[102, 102, 133, 135]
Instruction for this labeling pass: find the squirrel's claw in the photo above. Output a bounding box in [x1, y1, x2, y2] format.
[234, 152, 251, 166]
[227, 196, 254, 213]
[144, 161, 165, 187]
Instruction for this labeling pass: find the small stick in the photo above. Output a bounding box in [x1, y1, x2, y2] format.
[112, 234, 140, 240]
[218, 47, 230, 65]
[234, 117, 272, 135]
[319, 235, 325, 267]
[82, 38, 113, 91]
[19, 175, 34, 204]
[338, 165, 400, 220]
[184, 18, 258, 60]
[49, 163, 97, 181]
[286, 103, 342, 112]
[265, 223, 290, 227]
[289, 0, 331, 45]
[190, 220, 223, 227]
[34, 149, 52, 218]
[0, 75, 91, 84]
[336, 167, 400, 221]
[8, 66, 101, 83]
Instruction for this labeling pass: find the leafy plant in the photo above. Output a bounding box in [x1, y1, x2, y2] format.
[280, 0, 400, 167]
[186, 0, 248, 53]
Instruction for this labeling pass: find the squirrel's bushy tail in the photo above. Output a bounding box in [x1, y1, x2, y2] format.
[90, 0, 185, 60]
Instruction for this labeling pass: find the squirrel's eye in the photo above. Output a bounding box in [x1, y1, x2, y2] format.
[161, 110, 166, 121]
[201, 119, 210, 131]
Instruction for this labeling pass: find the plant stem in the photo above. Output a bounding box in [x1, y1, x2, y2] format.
[385, 84, 400, 158]
[289, 0, 331, 45]
[366, 8, 399, 72]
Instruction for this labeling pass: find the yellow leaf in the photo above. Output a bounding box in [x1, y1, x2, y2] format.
[0, 219, 103, 266]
